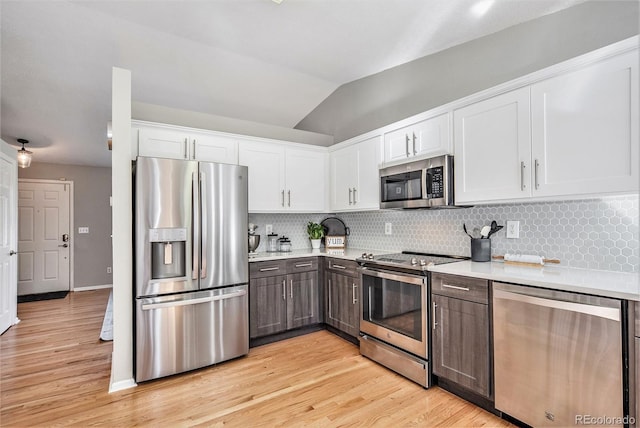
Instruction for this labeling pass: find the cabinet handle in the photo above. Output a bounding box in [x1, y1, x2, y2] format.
[534, 159, 540, 189]
[184, 138, 188, 159]
[332, 264, 346, 270]
[328, 279, 332, 317]
[295, 262, 312, 268]
[405, 134, 410, 157]
[352, 283, 358, 305]
[348, 188, 353, 205]
[282, 280, 286, 301]
[432, 301, 437, 330]
[442, 283, 470, 292]
[281, 190, 285, 207]
[192, 139, 196, 159]
[288, 190, 291, 207]
[259, 267, 280, 272]
[520, 161, 526, 191]
[290, 280, 293, 299]
[412, 132, 417, 155]
[352, 188, 357, 204]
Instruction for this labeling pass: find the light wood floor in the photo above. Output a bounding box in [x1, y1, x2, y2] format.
[1, 289, 513, 427]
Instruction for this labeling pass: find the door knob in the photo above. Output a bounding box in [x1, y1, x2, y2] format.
[58, 244, 68, 248]
[9, 250, 16, 256]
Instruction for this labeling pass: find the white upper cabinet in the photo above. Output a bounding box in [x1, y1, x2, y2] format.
[137, 125, 238, 164]
[239, 140, 326, 213]
[330, 136, 381, 212]
[383, 113, 451, 164]
[530, 50, 638, 198]
[454, 88, 532, 204]
[455, 44, 639, 205]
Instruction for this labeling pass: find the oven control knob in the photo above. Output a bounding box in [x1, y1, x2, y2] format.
[419, 259, 427, 266]
[410, 257, 418, 265]
[368, 253, 374, 260]
[361, 253, 368, 259]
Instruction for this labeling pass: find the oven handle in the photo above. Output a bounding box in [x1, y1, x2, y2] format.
[360, 267, 426, 286]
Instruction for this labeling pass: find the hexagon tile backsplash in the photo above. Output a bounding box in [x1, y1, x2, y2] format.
[249, 194, 639, 273]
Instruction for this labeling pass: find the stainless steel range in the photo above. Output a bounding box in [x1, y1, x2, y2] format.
[356, 251, 466, 388]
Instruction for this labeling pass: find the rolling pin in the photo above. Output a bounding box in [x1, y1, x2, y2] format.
[492, 254, 560, 265]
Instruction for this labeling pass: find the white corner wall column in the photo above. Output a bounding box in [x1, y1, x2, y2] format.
[110, 67, 136, 392]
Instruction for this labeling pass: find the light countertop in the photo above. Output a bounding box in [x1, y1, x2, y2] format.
[429, 260, 640, 301]
[248, 247, 385, 262]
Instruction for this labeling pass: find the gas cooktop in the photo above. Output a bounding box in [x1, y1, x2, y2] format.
[356, 251, 468, 273]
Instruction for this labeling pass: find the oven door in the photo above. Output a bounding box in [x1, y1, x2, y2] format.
[360, 268, 428, 359]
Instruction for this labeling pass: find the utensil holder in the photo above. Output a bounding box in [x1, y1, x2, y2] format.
[471, 238, 491, 262]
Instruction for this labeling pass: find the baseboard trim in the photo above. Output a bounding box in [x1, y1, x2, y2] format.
[109, 376, 137, 393]
[73, 284, 113, 292]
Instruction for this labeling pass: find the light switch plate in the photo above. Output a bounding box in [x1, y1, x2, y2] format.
[78, 227, 89, 234]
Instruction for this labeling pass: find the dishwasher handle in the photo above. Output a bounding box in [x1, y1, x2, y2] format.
[141, 290, 247, 310]
[493, 288, 620, 322]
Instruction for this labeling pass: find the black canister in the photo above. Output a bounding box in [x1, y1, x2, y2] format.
[471, 238, 491, 262]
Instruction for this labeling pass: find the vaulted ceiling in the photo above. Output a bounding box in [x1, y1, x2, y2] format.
[1, 0, 586, 167]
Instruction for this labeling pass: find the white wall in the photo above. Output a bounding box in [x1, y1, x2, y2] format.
[109, 67, 135, 392]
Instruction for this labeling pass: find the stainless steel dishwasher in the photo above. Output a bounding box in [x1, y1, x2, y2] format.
[493, 281, 624, 427]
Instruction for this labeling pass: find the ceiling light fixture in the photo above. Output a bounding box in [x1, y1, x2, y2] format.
[471, 0, 495, 17]
[16, 138, 32, 168]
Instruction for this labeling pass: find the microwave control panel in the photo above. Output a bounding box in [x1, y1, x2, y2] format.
[426, 166, 444, 199]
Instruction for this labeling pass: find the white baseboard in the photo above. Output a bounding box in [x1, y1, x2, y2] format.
[73, 284, 113, 292]
[109, 376, 137, 393]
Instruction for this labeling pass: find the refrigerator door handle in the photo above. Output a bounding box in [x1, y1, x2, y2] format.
[141, 289, 247, 310]
[192, 171, 200, 280]
[200, 172, 207, 279]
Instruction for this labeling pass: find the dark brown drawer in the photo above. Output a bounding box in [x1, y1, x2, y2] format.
[635, 301, 640, 338]
[325, 258, 359, 277]
[249, 260, 287, 279]
[431, 273, 488, 304]
[286, 257, 318, 273]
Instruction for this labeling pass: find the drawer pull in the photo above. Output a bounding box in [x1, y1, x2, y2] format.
[332, 264, 346, 270]
[259, 267, 280, 272]
[295, 262, 312, 268]
[442, 283, 470, 292]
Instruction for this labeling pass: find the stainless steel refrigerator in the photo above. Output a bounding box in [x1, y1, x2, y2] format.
[134, 157, 249, 382]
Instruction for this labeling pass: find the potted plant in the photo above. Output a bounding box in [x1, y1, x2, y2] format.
[306, 221, 324, 249]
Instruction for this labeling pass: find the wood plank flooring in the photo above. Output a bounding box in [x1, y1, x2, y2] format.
[1, 289, 513, 427]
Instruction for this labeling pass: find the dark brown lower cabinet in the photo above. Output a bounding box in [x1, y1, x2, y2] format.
[431, 273, 490, 398]
[249, 258, 320, 339]
[325, 271, 360, 338]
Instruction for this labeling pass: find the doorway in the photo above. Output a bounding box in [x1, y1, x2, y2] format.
[17, 179, 73, 296]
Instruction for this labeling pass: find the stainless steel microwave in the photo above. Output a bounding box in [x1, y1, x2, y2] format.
[379, 155, 457, 209]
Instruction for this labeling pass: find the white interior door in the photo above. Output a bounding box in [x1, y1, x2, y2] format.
[17, 181, 71, 295]
[0, 150, 18, 334]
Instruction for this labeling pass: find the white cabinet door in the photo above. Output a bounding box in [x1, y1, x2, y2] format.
[138, 128, 189, 159]
[239, 141, 286, 212]
[353, 137, 380, 210]
[413, 113, 451, 158]
[383, 114, 451, 164]
[285, 149, 326, 212]
[192, 132, 238, 164]
[454, 88, 532, 204]
[531, 50, 638, 197]
[330, 136, 380, 212]
[330, 145, 357, 211]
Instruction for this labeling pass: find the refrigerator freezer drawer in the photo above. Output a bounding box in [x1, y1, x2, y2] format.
[135, 284, 249, 382]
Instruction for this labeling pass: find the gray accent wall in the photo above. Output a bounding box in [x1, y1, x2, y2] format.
[18, 162, 113, 288]
[295, 1, 640, 142]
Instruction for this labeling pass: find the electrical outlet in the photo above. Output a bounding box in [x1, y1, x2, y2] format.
[78, 227, 89, 234]
[385, 222, 392, 235]
[506, 221, 520, 239]
[265, 224, 273, 235]
[106, 267, 112, 274]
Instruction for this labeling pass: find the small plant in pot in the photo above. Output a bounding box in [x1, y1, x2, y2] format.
[306, 221, 324, 249]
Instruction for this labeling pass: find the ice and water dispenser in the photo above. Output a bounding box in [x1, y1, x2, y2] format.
[149, 228, 187, 280]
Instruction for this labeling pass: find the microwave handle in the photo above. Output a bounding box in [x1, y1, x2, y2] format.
[423, 168, 432, 200]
